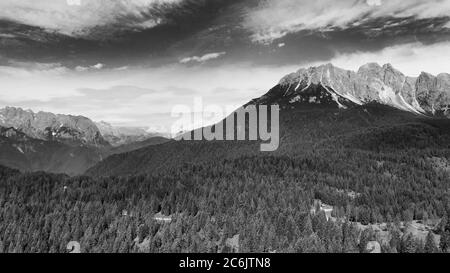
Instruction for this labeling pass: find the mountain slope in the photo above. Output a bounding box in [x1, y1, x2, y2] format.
[0, 107, 108, 146]
[87, 63, 450, 177]
[0, 126, 105, 175]
[0, 108, 171, 175]
[0, 107, 108, 175]
[87, 102, 450, 177]
[253, 63, 450, 117]
[106, 136, 170, 156]
[0, 124, 171, 175]
[0, 164, 20, 178]
[95, 121, 167, 147]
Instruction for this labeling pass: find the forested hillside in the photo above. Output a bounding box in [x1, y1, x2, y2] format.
[87, 103, 450, 177]
[2, 102, 450, 253]
[1, 146, 450, 253]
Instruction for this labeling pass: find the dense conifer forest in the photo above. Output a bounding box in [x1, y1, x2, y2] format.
[1, 144, 450, 253]
[1, 104, 450, 253]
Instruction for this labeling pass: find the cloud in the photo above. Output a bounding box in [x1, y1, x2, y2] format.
[3, 41, 450, 130]
[77, 85, 155, 100]
[0, 33, 16, 38]
[0, 61, 297, 128]
[179, 52, 226, 64]
[75, 63, 105, 72]
[244, 0, 450, 43]
[324, 41, 450, 76]
[0, 0, 183, 37]
[366, 0, 382, 7]
[0, 61, 69, 77]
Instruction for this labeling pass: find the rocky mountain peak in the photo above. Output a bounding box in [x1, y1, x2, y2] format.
[0, 107, 107, 146]
[358, 62, 382, 74]
[0, 126, 28, 141]
[255, 63, 450, 117]
[415, 71, 450, 115]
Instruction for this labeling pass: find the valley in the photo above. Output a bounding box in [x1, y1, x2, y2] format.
[1, 0, 450, 258]
[0, 107, 170, 175]
[1, 63, 450, 253]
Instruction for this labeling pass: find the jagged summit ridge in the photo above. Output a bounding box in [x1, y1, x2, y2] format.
[259, 63, 450, 117]
[0, 106, 107, 146]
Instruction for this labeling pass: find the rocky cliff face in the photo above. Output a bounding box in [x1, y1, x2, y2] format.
[416, 72, 450, 115]
[0, 126, 29, 141]
[0, 107, 108, 146]
[254, 63, 450, 117]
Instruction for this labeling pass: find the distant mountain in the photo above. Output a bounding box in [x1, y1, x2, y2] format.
[252, 63, 450, 117]
[0, 125, 105, 175]
[0, 108, 170, 175]
[86, 63, 450, 177]
[0, 107, 109, 147]
[95, 121, 167, 147]
[106, 136, 170, 156]
[3, 63, 449, 177]
[87, 103, 450, 177]
[0, 126, 29, 142]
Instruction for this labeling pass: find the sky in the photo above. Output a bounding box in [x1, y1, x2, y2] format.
[0, 0, 450, 132]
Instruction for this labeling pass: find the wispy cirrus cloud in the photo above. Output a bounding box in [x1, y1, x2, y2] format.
[75, 63, 105, 72]
[0, 0, 182, 37]
[322, 41, 450, 76]
[0, 61, 69, 77]
[244, 0, 450, 44]
[0, 60, 297, 128]
[179, 52, 226, 64]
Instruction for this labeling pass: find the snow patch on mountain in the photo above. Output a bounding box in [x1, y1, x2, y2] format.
[261, 63, 450, 117]
[289, 95, 302, 104]
[13, 144, 24, 154]
[0, 107, 107, 146]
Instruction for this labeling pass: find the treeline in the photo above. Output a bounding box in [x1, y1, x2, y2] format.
[1, 145, 450, 253]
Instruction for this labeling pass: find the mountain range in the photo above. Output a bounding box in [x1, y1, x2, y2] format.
[253, 63, 450, 117]
[1, 63, 449, 176]
[87, 63, 450, 177]
[0, 107, 169, 175]
[0, 107, 108, 147]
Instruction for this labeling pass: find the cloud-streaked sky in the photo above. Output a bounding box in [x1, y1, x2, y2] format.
[244, 0, 450, 43]
[1, 0, 450, 131]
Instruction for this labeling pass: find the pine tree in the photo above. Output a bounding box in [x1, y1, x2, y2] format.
[400, 233, 416, 253]
[424, 232, 438, 253]
[438, 213, 450, 253]
[440, 231, 450, 253]
[301, 215, 313, 236]
[358, 228, 374, 253]
[389, 228, 401, 252]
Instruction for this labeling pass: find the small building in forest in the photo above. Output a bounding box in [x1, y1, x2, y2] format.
[122, 210, 134, 217]
[154, 212, 172, 222]
[310, 200, 334, 221]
